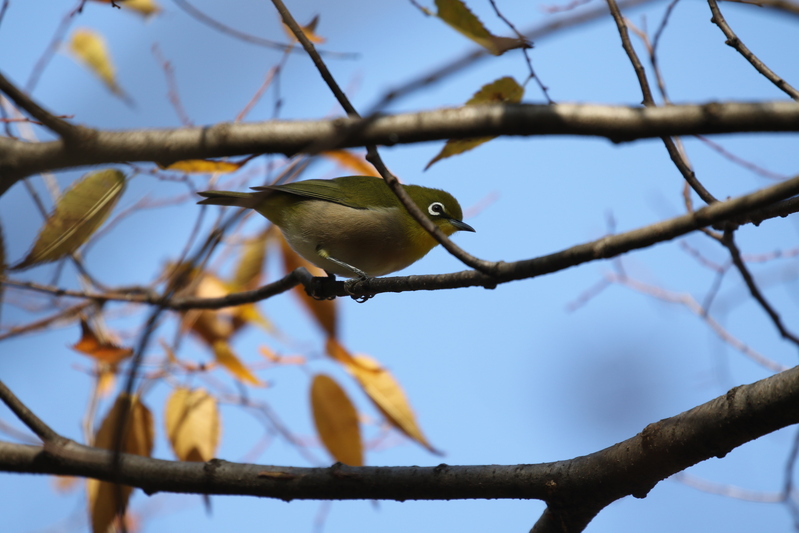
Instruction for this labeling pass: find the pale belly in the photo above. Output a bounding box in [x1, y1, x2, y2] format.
[279, 202, 430, 278]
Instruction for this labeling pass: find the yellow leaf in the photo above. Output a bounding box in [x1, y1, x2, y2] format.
[159, 159, 243, 174]
[165, 387, 220, 462]
[344, 354, 436, 453]
[97, 366, 117, 397]
[325, 337, 357, 366]
[426, 76, 524, 169]
[182, 274, 234, 344]
[213, 339, 264, 387]
[231, 302, 273, 335]
[90, 0, 162, 17]
[87, 394, 153, 533]
[69, 28, 128, 98]
[231, 229, 270, 290]
[310, 374, 363, 466]
[12, 169, 126, 270]
[322, 151, 379, 177]
[434, 0, 527, 55]
[72, 318, 133, 364]
[281, 14, 326, 44]
[278, 233, 337, 338]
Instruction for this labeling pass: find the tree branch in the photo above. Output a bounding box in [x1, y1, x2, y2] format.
[6, 174, 798, 306]
[2, 101, 799, 193]
[708, 0, 799, 100]
[1, 364, 797, 532]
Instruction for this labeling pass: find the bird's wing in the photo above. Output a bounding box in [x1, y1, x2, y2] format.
[251, 177, 397, 210]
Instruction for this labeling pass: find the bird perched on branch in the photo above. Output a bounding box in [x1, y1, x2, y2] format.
[198, 176, 474, 279]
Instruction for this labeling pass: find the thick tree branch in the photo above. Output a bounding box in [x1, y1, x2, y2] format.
[1, 101, 798, 194]
[1, 364, 797, 533]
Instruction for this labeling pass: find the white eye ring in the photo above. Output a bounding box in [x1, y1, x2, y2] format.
[428, 202, 445, 216]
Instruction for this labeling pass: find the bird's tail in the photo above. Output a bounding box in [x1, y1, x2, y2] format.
[197, 190, 256, 208]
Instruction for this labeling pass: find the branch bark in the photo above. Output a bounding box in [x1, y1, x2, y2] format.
[1, 364, 797, 533]
[2, 101, 799, 194]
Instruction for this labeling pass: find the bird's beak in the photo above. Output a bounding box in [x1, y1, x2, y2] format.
[449, 218, 476, 233]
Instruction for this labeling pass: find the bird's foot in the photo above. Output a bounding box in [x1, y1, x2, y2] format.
[344, 274, 374, 303]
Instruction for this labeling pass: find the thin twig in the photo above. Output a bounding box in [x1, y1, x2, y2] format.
[0, 71, 82, 139]
[708, 0, 799, 100]
[0, 380, 63, 443]
[722, 228, 799, 347]
[606, 0, 719, 205]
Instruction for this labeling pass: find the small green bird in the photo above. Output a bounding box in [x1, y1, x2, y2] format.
[198, 176, 475, 278]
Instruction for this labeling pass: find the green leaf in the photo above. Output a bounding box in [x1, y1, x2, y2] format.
[426, 77, 524, 169]
[434, 0, 528, 55]
[12, 169, 126, 270]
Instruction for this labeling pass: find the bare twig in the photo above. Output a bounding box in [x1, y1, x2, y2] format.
[606, 0, 719, 205]
[0, 380, 63, 443]
[708, 0, 799, 100]
[722, 228, 799, 347]
[152, 44, 193, 127]
[0, 71, 83, 139]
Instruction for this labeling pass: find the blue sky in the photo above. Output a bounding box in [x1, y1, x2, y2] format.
[1, 0, 798, 532]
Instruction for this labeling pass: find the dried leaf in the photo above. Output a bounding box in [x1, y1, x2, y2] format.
[212, 340, 264, 387]
[12, 169, 126, 270]
[322, 151, 379, 177]
[72, 318, 133, 364]
[182, 274, 234, 344]
[345, 354, 436, 453]
[165, 387, 220, 462]
[97, 366, 117, 397]
[426, 77, 524, 169]
[278, 233, 337, 338]
[159, 159, 243, 174]
[311, 374, 363, 466]
[87, 394, 153, 533]
[69, 28, 128, 98]
[231, 229, 270, 290]
[282, 14, 326, 44]
[52, 475, 80, 493]
[326, 337, 357, 366]
[90, 0, 162, 17]
[434, 0, 527, 55]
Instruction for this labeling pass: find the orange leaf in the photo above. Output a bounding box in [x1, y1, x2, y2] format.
[322, 151, 379, 177]
[344, 354, 436, 453]
[87, 394, 153, 533]
[159, 159, 243, 174]
[310, 374, 363, 466]
[213, 340, 264, 387]
[72, 319, 133, 364]
[281, 14, 326, 44]
[325, 337, 357, 366]
[278, 233, 337, 338]
[165, 387, 220, 462]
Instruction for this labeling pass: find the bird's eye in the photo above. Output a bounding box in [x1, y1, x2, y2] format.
[428, 202, 445, 216]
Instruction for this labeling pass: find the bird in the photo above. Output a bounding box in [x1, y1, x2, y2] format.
[198, 175, 475, 278]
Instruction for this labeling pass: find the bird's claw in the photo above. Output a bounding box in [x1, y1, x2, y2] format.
[344, 275, 374, 303]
